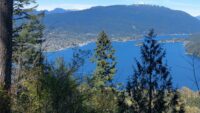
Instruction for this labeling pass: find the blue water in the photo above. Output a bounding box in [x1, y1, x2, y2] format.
[46, 35, 200, 90]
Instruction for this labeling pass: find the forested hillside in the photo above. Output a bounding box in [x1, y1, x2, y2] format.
[185, 34, 200, 57]
[44, 5, 200, 39]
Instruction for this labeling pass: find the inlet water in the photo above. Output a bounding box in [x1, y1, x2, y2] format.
[46, 35, 200, 90]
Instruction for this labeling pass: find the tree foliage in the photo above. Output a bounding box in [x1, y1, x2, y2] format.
[92, 31, 117, 87]
[126, 29, 185, 113]
[82, 31, 119, 113]
[11, 0, 45, 112]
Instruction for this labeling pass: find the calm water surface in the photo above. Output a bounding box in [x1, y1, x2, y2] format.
[46, 35, 200, 90]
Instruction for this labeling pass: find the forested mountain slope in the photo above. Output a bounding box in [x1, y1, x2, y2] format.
[43, 5, 200, 39]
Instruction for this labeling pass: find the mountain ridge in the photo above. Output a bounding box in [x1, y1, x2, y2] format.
[43, 5, 200, 39]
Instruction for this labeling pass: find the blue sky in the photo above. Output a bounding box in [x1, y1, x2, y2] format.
[37, 0, 200, 16]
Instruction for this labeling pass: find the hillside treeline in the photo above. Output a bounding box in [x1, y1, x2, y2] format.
[185, 34, 200, 57]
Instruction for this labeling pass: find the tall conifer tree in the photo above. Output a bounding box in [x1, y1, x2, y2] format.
[92, 31, 116, 87]
[85, 31, 118, 113]
[13, 0, 45, 76]
[127, 29, 184, 113]
[12, 0, 45, 112]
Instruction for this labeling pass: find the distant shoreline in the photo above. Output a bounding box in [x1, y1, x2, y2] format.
[45, 39, 135, 52]
[45, 34, 189, 53]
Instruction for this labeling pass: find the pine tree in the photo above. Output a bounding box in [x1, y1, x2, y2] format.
[92, 31, 116, 87]
[127, 29, 183, 113]
[84, 31, 118, 113]
[12, 0, 45, 112]
[13, 0, 45, 77]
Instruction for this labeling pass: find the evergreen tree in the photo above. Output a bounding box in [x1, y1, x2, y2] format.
[83, 31, 118, 113]
[92, 31, 116, 87]
[40, 57, 85, 113]
[12, 0, 45, 112]
[127, 29, 184, 113]
[13, 0, 45, 77]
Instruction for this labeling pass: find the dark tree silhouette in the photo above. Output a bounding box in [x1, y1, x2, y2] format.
[0, 0, 13, 113]
[127, 29, 184, 113]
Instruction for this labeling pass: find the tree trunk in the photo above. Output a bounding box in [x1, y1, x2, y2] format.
[0, 0, 13, 113]
[0, 0, 13, 90]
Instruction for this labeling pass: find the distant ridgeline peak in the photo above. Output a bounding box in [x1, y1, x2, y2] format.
[43, 5, 200, 39]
